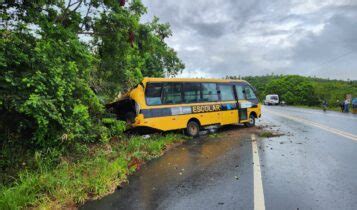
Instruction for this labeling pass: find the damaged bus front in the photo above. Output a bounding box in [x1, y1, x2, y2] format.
[106, 84, 144, 126]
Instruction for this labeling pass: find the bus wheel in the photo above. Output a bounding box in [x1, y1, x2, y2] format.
[244, 114, 255, 127]
[186, 121, 200, 137]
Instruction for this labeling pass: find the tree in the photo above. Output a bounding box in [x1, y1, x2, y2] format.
[1, 3, 103, 148]
[0, 0, 184, 149]
[242, 74, 354, 107]
[91, 9, 184, 101]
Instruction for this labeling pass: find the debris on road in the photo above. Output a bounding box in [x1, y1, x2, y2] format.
[258, 130, 283, 138]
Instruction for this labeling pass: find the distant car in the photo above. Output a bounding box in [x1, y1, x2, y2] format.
[264, 94, 279, 105]
[280, 100, 286, 106]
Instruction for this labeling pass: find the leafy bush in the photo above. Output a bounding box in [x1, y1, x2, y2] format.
[263, 75, 319, 105]
[102, 118, 127, 137]
[1, 30, 103, 148]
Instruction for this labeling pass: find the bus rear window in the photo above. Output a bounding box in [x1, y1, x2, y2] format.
[146, 83, 162, 105]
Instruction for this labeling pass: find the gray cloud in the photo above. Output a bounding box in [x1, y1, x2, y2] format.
[142, 0, 357, 80]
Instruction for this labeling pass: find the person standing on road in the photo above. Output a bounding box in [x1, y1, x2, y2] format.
[344, 98, 350, 113]
[339, 100, 344, 112]
[322, 100, 328, 112]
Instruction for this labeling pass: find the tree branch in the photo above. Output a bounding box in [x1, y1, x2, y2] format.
[66, 0, 72, 10]
[77, 31, 96, 35]
[80, 1, 92, 31]
[71, 0, 83, 12]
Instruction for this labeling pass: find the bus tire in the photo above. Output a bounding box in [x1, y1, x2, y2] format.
[186, 121, 200, 137]
[244, 114, 255, 127]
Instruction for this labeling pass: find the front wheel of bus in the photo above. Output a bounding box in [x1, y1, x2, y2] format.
[125, 112, 136, 124]
[186, 121, 200, 137]
[244, 115, 255, 127]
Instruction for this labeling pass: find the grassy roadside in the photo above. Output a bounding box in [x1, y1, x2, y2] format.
[0, 133, 186, 209]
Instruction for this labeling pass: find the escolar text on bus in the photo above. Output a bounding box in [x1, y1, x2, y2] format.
[192, 104, 221, 113]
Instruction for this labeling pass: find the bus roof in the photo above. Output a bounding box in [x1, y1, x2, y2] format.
[143, 77, 247, 83]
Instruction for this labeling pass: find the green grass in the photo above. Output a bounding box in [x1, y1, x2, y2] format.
[259, 131, 275, 138]
[0, 133, 184, 209]
[258, 130, 283, 138]
[208, 133, 222, 138]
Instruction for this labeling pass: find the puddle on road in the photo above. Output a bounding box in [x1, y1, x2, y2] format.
[81, 125, 267, 210]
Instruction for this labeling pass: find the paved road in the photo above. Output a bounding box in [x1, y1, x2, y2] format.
[82, 106, 357, 210]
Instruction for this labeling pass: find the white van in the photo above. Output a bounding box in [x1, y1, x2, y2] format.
[264, 94, 279, 105]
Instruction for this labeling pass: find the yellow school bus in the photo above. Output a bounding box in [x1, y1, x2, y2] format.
[108, 77, 261, 136]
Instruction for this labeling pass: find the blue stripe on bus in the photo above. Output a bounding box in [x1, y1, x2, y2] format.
[141, 103, 239, 118]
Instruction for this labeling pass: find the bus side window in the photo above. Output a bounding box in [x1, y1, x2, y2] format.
[201, 83, 218, 102]
[146, 83, 163, 105]
[244, 86, 257, 100]
[162, 83, 183, 104]
[218, 84, 235, 101]
[235, 84, 245, 100]
[183, 83, 201, 103]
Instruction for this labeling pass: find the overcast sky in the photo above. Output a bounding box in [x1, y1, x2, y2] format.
[141, 0, 357, 80]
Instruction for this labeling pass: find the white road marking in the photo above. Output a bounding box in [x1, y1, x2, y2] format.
[252, 134, 266, 210]
[266, 109, 357, 141]
[267, 106, 357, 120]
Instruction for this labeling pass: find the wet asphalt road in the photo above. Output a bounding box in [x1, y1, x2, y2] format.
[81, 106, 357, 210]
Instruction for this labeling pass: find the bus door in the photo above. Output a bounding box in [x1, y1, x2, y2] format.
[235, 83, 249, 122]
[217, 84, 238, 125]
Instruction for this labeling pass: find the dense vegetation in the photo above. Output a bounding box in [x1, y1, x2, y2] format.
[228, 75, 357, 107]
[1, 1, 184, 208]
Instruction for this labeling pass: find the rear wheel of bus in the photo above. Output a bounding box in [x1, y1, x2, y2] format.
[186, 120, 200, 137]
